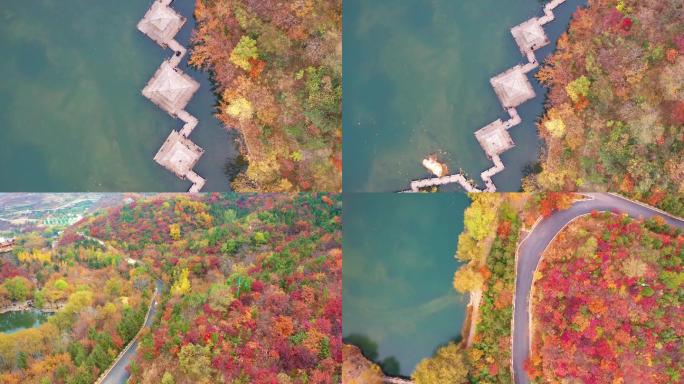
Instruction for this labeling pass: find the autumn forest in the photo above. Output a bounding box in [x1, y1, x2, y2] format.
[343, 192, 683, 384]
[2, 0, 684, 383]
[0, 194, 341, 384]
[528, 0, 684, 215]
[190, 0, 342, 192]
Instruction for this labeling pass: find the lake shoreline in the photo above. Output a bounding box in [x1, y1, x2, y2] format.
[171, 0, 245, 191]
[344, 0, 589, 192]
[0, 300, 64, 314]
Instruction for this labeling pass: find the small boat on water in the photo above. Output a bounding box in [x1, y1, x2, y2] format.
[422, 155, 449, 177]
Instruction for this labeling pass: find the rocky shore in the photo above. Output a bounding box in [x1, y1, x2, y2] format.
[0, 300, 65, 314]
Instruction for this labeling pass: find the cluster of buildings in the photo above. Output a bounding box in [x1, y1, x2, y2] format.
[0, 237, 15, 253]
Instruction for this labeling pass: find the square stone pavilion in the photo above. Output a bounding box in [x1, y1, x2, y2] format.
[490, 65, 536, 109]
[154, 130, 204, 179]
[475, 120, 515, 158]
[511, 18, 550, 55]
[142, 61, 200, 117]
[136, 0, 186, 47]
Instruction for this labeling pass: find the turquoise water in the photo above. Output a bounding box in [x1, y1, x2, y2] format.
[343, 193, 468, 377]
[344, 0, 587, 192]
[0, 0, 236, 191]
[0, 310, 51, 334]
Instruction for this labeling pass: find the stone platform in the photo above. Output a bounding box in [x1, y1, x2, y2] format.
[490, 65, 536, 109]
[137, 0, 186, 47]
[138, 0, 205, 192]
[405, 0, 568, 193]
[475, 119, 515, 158]
[142, 61, 200, 117]
[154, 130, 204, 180]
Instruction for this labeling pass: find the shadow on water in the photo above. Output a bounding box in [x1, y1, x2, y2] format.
[343, 194, 470, 376]
[493, 0, 589, 190]
[0, 310, 52, 334]
[172, 0, 242, 191]
[344, 333, 404, 378]
[344, 332, 465, 379]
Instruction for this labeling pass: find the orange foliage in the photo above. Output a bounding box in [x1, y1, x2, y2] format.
[497, 220, 511, 237]
[479, 265, 492, 281]
[539, 193, 573, 217]
[573, 95, 590, 112]
[303, 328, 325, 354]
[665, 48, 678, 63]
[322, 195, 334, 206]
[273, 315, 294, 338]
[248, 58, 266, 80]
[646, 189, 666, 206]
[588, 298, 607, 315]
[619, 174, 634, 193]
[0, 373, 20, 384]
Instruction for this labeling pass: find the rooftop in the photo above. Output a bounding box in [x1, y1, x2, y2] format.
[511, 18, 549, 55]
[490, 65, 536, 108]
[136, 0, 186, 47]
[142, 61, 200, 116]
[474, 119, 515, 158]
[153, 130, 204, 179]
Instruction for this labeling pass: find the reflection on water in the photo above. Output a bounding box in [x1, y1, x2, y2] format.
[0, 310, 52, 334]
[343, 193, 468, 376]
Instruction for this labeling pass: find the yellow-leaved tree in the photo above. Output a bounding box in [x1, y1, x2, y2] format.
[171, 268, 190, 296]
[544, 117, 566, 138]
[224, 96, 253, 122]
[230, 35, 258, 71]
[463, 194, 501, 241]
[453, 265, 484, 293]
[412, 342, 469, 384]
[169, 224, 181, 241]
[17, 249, 52, 264]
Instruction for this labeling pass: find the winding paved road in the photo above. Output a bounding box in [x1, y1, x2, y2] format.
[100, 279, 162, 384]
[512, 193, 684, 384]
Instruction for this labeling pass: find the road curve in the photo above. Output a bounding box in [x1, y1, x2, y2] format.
[512, 193, 684, 384]
[100, 279, 162, 384]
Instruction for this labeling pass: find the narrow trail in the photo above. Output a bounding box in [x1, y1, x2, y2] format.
[511, 193, 684, 383]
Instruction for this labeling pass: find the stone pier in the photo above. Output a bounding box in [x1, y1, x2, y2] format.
[405, 0, 568, 193]
[153, 131, 204, 180]
[138, 0, 205, 192]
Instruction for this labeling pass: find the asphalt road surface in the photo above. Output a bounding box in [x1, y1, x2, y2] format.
[512, 193, 684, 384]
[100, 279, 162, 384]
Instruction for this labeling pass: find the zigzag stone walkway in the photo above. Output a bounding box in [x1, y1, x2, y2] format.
[404, 0, 567, 193]
[138, 0, 205, 192]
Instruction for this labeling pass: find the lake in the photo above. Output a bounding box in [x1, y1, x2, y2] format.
[0, 0, 237, 191]
[343, 0, 588, 192]
[0, 310, 52, 334]
[343, 193, 468, 377]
